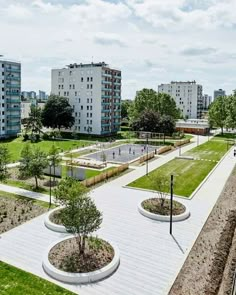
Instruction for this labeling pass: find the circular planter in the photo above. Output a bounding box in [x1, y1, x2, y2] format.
[138, 198, 190, 222]
[42, 235, 120, 284]
[44, 207, 67, 233]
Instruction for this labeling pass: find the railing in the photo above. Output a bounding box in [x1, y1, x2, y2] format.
[5, 91, 20, 96]
[6, 99, 21, 103]
[5, 68, 21, 73]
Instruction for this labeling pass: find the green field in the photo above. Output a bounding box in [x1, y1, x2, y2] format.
[213, 133, 236, 140]
[0, 137, 93, 162]
[0, 261, 75, 295]
[128, 140, 228, 197]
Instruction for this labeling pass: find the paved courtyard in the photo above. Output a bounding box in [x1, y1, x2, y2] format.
[0, 136, 235, 295]
[84, 143, 158, 163]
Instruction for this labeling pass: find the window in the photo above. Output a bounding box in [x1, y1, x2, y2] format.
[58, 91, 60, 96]
[87, 84, 89, 89]
[84, 127, 86, 131]
[90, 98, 93, 103]
[2, 127, 4, 131]
[78, 119, 80, 124]
[58, 72, 61, 76]
[90, 84, 93, 89]
[2, 103, 4, 107]
[79, 112, 81, 117]
[79, 98, 80, 103]
[73, 84, 75, 89]
[87, 98, 89, 103]
[2, 96, 4, 99]
[87, 120, 89, 124]
[90, 106, 92, 110]
[75, 112, 77, 117]
[64, 91, 66, 96]
[69, 71, 72, 75]
[87, 77, 89, 82]
[81, 106, 83, 110]
[75, 91, 77, 96]
[67, 91, 69, 96]
[87, 113, 89, 117]
[81, 77, 83, 82]
[90, 77, 93, 82]
[90, 120, 92, 124]
[90, 113, 92, 117]
[87, 106, 89, 110]
[59, 85, 61, 89]
[2, 119, 4, 123]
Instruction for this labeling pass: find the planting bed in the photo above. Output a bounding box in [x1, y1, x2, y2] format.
[169, 166, 236, 295]
[142, 198, 185, 216]
[0, 191, 48, 234]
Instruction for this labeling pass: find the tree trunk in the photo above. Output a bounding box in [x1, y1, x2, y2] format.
[35, 176, 38, 189]
[53, 164, 55, 184]
[221, 126, 224, 135]
[76, 235, 82, 254]
[81, 235, 86, 255]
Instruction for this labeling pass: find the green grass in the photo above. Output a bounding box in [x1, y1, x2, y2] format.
[213, 133, 236, 140]
[85, 166, 114, 179]
[128, 140, 228, 197]
[4, 178, 50, 195]
[0, 137, 93, 162]
[0, 261, 75, 295]
[184, 140, 228, 161]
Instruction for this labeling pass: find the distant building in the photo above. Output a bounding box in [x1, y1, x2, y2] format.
[158, 80, 203, 119]
[51, 61, 122, 136]
[214, 89, 226, 100]
[202, 94, 212, 110]
[0, 59, 21, 138]
[38, 90, 47, 100]
[176, 119, 210, 135]
[21, 100, 46, 119]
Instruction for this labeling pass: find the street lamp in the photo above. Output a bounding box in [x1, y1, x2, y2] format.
[170, 174, 174, 235]
[179, 139, 182, 156]
[49, 160, 53, 207]
[146, 134, 149, 176]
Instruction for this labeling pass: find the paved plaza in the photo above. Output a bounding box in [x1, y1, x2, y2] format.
[0, 136, 235, 295]
[84, 143, 158, 163]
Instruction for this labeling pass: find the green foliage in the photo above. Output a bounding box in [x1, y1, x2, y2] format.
[149, 173, 170, 207]
[25, 105, 43, 139]
[55, 178, 102, 255]
[130, 88, 180, 121]
[19, 145, 48, 188]
[121, 99, 133, 119]
[208, 96, 227, 134]
[41, 95, 75, 130]
[0, 145, 10, 181]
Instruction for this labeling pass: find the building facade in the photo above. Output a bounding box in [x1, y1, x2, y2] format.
[51, 62, 121, 135]
[176, 119, 210, 135]
[0, 59, 21, 138]
[202, 94, 212, 110]
[21, 91, 36, 100]
[158, 81, 203, 119]
[214, 89, 226, 100]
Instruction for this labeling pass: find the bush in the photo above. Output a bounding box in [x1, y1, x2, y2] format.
[42, 133, 49, 140]
[23, 134, 29, 141]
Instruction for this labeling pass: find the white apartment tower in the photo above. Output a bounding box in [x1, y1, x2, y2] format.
[0, 59, 21, 138]
[158, 81, 203, 119]
[51, 62, 121, 135]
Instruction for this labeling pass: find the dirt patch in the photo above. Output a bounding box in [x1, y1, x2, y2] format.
[142, 198, 185, 216]
[0, 194, 48, 234]
[49, 208, 64, 225]
[49, 237, 114, 273]
[169, 166, 236, 295]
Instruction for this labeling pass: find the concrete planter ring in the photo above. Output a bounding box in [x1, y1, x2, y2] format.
[138, 198, 190, 222]
[42, 235, 120, 284]
[44, 207, 67, 233]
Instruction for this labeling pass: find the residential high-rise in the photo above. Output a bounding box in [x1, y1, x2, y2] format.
[158, 81, 203, 119]
[214, 89, 226, 100]
[51, 62, 122, 135]
[21, 91, 36, 100]
[0, 59, 21, 138]
[38, 90, 47, 100]
[202, 94, 212, 110]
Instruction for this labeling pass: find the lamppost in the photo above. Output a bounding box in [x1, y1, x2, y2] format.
[179, 139, 182, 156]
[49, 160, 52, 207]
[146, 134, 149, 176]
[170, 174, 174, 235]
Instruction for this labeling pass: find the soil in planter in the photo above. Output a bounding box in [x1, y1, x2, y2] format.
[142, 198, 185, 216]
[49, 208, 64, 225]
[49, 237, 114, 273]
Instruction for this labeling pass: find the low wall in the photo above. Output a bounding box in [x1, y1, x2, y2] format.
[139, 152, 155, 164]
[82, 163, 129, 187]
[174, 138, 190, 148]
[158, 145, 172, 155]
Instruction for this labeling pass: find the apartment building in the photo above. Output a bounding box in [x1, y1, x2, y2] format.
[51, 62, 121, 135]
[0, 59, 21, 138]
[214, 89, 226, 100]
[202, 94, 212, 110]
[158, 81, 203, 119]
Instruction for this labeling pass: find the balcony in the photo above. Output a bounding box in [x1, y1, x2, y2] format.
[6, 129, 20, 135]
[101, 102, 110, 106]
[6, 76, 20, 81]
[6, 84, 20, 89]
[112, 122, 121, 125]
[101, 95, 111, 99]
[102, 80, 112, 85]
[7, 114, 21, 118]
[5, 68, 21, 73]
[5, 91, 20, 96]
[102, 73, 112, 77]
[113, 115, 121, 119]
[6, 99, 21, 103]
[7, 121, 21, 127]
[101, 109, 110, 113]
[6, 107, 21, 111]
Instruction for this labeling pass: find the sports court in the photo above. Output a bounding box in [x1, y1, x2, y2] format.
[84, 143, 159, 163]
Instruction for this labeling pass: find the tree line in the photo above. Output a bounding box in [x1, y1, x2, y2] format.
[208, 91, 236, 134]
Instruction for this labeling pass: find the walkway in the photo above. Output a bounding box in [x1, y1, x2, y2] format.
[0, 135, 234, 295]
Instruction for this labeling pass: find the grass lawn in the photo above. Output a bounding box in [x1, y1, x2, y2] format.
[4, 178, 50, 195]
[0, 137, 93, 162]
[213, 133, 236, 140]
[184, 140, 228, 161]
[0, 261, 75, 295]
[85, 166, 115, 178]
[128, 140, 228, 197]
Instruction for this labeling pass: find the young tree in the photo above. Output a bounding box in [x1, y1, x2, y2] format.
[55, 178, 102, 255]
[121, 99, 133, 119]
[150, 173, 170, 209]
[48, 144, 61, 183]
[131, 110, 161, 132]
[0, 145, 10, 181]
[25, 105, 42, 138]
[41, 95, 74, 130]
[19, 145, 48, 189]
[208, 96, 227, 134]
[159, 115, 176, 135]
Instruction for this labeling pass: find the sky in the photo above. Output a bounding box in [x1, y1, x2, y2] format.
[1, 0, 236, 99]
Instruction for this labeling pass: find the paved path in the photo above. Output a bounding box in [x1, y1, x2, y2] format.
[1, 135, 234, 295]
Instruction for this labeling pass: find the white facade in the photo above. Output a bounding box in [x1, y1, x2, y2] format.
[158, 81, 203, 119]
[0, 59, 21, 138]
[21, 101, 31, 119]
[51, 62, 121, 135]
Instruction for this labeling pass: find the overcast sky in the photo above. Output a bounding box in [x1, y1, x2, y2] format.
[1, 0, 236, 99]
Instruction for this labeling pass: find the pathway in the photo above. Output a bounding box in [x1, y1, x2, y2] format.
[1, 135, 234, 295]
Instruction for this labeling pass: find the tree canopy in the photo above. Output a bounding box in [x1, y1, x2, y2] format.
[41, 95, 74, 130]
[121, 100, 133, 119]
[130, 88, 180, 120]
[0, 145, 10, 181]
